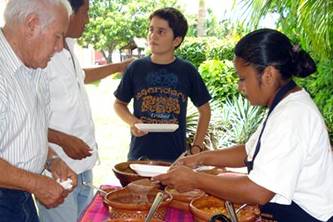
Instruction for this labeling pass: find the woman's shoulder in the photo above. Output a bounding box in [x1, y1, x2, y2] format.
[276, 89, 324, 122]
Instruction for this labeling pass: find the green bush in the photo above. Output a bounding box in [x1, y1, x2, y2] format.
[176, 37, 208, 68]
[186, 101, 224, 150]
[206, 40, 234, 61]
[176, 37, 236, 68]
[218, 95, 265, 147]
[199, 60, 239, 103]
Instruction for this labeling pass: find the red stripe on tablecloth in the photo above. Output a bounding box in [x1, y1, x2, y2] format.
[166, 207, 194, 222]
[79, 193, 109, 222]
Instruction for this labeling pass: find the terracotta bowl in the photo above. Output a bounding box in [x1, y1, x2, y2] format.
[112, 160, 171, 187]
[190, 195, 260, 222]
[165, 187, 205, 211]
[104, 187, 172, 221]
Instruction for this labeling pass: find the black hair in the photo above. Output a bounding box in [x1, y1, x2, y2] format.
[234, 28, 316, 79]
[149, 7, 188, 49]
[68, 0, 85, 13]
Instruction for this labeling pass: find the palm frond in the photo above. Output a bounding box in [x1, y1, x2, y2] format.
[240, 0, 333, 59]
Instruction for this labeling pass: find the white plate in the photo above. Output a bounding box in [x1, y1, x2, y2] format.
[134, 123, 179, 132]
[129, 164, 170, 177]
[194, 165, 215, 172]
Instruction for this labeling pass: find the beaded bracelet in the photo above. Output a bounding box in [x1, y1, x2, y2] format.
[45, 154, 60, 171]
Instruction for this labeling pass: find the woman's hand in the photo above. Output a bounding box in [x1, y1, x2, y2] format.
[153, 165, 198, 192]
[172, 151, 206, 169]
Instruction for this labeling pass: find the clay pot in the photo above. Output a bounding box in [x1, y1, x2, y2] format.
[104, 187, 172, 221]
[190, 195, 260, 222]
[165, 187, 205, 212]
[112, 160, 171, 187]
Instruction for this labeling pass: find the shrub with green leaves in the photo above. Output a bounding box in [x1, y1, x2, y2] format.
[176, 37, 208, 68]
[206, 40, 234, 61]
[176, 37, 236, 68]
[218, 95, 265, 147]
[199, 60, 239, 103]
[186, 101, 224, 150]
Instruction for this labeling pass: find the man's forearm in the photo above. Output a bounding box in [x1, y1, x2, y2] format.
[84, 63, 121, 84]
[0, 158, 39, 192]
[48, 128, 65, 147]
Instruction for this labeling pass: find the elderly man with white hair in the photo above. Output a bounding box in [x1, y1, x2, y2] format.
[0, 0, 76, 221]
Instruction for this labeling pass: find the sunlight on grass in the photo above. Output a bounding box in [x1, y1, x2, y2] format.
[86, 77, 130, 187]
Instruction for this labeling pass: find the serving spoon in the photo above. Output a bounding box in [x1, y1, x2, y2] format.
[144, 191, 164, 222]
[82, 181, 108, 196]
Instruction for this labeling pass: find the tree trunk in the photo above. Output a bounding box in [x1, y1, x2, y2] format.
[102, 49, 114, 63]
[197, 0, 206, 37]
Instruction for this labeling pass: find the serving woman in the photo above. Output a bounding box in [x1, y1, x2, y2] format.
[153, 29, 333, 222]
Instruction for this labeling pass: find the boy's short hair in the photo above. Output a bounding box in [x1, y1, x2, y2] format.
[149, 7, 188, 48]
[68, 0, 85, 13]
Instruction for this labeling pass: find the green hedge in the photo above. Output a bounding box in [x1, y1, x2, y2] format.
[176, 37, 235, 68]
[199, 60, 239, 103]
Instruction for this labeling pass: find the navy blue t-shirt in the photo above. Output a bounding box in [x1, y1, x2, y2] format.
[114, 56, 211, 162]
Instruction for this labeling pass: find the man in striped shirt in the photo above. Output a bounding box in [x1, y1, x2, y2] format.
[0, 0, 76, 221]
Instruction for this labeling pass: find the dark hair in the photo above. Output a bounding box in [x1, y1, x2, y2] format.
[68, 0, 85, 13]
[149, 7, 188, 49]
[234, 28, 316, 79]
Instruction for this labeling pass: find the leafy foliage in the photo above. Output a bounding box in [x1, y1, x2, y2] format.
[79, 0, 179, 62]
[176, 37, 236, 68]
[199, 60, 238, 103]
[186, 101, 224, 150]
[176, 37, 208, 68]
[240, 0, 333, 142]
[241, 0, 333, 59]
[218, 95, 265, 147]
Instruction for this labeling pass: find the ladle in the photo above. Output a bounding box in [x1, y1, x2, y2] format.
[225, 201, 238, 222]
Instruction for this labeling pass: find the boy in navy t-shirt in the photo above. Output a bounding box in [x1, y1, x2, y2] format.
[114, 7, 211, 162]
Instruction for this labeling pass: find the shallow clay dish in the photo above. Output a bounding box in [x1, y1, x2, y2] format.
[104, 187, 172, 221]
[165, 187, 205, 211]
[190, 195, 260, 222]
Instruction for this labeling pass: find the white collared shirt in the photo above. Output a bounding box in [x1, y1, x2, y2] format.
[246, 89, 333, 221]
[0, 29, 49, 174]
[46, 38, 97, 174]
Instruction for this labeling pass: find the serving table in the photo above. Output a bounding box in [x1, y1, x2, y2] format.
[79, 185, 194, 222]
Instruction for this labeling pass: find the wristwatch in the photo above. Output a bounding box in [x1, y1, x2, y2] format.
[190, 144, 204, 154]
[45, 154, 60, 171]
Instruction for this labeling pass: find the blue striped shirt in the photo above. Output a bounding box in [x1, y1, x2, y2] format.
[0, 29, 50, 174]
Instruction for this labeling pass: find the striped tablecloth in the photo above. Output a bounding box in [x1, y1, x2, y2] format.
[79, 185, 194, 222]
